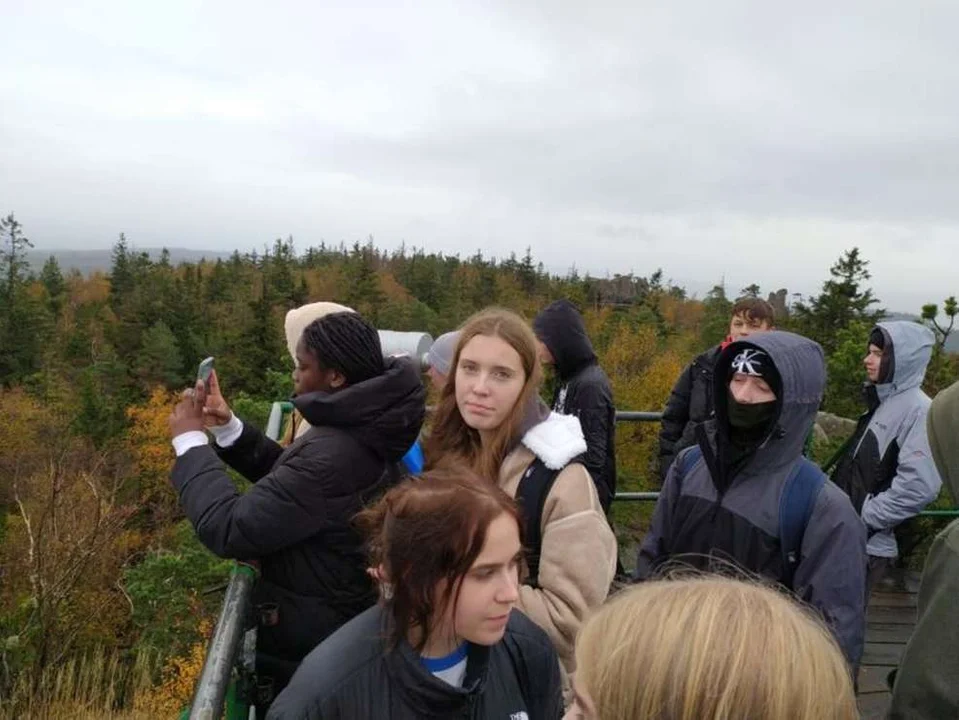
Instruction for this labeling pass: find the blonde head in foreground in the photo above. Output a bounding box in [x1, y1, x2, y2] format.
[567, 577, 858, 720]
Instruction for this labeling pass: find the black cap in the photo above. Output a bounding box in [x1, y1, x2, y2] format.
[727, 347, 783, 399]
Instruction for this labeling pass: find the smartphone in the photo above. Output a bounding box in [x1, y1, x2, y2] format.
[197, 357, 215, 392]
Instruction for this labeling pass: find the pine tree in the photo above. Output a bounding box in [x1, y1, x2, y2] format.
[136, 321, 185, 388]
[700, 282, 733, 348]
[792, 248, 884, 353]
[739, 283, 761, 299]
[40, 255, 66, 316]
[0, 214, 43, 385]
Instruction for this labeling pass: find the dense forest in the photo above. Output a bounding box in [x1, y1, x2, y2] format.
[1, 211, 957, 718]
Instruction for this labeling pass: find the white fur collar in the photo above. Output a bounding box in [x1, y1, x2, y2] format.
[521, 412, 587, 470]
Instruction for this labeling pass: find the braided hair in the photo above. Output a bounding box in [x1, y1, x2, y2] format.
[301, 311, 384, 385]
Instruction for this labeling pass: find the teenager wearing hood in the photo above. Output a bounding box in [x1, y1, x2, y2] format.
[658, 297, 776, 483]
[634, 331, 867, 669]
[426, 330, 459, 392]
[167, 311, 426, 702]
[424, 307, 617, 677]
[830, 321, 942, 594]
[281, 301, 355, 443]
[889, 379, 959, 719]
[533, 299, 616, 511]
[281, 300, 425, 473]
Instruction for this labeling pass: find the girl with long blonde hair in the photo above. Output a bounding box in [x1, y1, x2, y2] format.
[424, 307, 617, 677]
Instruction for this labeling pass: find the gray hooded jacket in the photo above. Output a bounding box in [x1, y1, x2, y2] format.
[832, 321, 942, 557]
[635, 331, 867, 668]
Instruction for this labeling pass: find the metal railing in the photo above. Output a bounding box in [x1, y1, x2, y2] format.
[186, 400, 958, 718]
[186, 563, 257, 720]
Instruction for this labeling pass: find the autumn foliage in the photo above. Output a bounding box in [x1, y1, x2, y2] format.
[1, 223, 954, 717]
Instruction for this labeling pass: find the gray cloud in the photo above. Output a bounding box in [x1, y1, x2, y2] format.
[0, 0, 956, 313]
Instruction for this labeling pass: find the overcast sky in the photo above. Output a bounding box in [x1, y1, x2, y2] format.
[1, 1, 956, 313]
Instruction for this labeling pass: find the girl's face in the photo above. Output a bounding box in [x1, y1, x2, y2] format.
[293, 338, 343, 395]
[434, 512, 522, 649]
[454, 334, 527, 434]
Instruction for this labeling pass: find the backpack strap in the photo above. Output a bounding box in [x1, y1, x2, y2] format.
[677, 445, 703, 481]
[779, 458, 826, 590]
[516, 458, 562, 588]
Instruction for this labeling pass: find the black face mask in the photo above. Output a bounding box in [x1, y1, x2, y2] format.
[727, 394, 778, 429]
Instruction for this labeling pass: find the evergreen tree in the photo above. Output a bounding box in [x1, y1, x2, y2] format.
[0, 214, 43, 385]
[921, 295, 958, 352]
[40, 255, 66, 316]
[345, 241, 385, 322]
[792, 248, 884, 354]
[136, 321, 185, 388]
[109, 233, 134, 309]
[700, 282, 733, 348]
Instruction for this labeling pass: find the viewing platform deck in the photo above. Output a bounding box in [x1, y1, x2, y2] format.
[858, 568, 920, 719]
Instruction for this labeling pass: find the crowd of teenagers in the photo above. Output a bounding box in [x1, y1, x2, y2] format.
[164, 296, 956, 719]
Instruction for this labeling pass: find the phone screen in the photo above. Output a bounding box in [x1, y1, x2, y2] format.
[197, 357, 215, 389]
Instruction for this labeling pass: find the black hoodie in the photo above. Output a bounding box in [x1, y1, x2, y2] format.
[266, 604, 563, 719]
[533, 300, 616, 510]
[171, 357, 426, 688]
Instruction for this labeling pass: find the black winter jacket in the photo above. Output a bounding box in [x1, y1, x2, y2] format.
[533, 300, 616, 510]
[266, 605, 563, 719]
[657, 345, 721, 483]
[171, 358, 426, 674]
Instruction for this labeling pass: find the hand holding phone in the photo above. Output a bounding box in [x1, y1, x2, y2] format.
[197, 357, 215, 392]
[196, 360, 232, 427]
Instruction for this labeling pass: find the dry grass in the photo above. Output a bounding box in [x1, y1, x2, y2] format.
[1, 629, 210, 720]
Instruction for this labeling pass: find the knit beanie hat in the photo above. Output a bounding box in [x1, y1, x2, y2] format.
[727, 347, 783, 399]
[427, 331, 460, 376]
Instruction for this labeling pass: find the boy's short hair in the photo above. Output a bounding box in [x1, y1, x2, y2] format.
[731, 297, 775, 326]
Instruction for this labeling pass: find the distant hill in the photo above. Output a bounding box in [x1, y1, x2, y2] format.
[26, 247, 232, 276]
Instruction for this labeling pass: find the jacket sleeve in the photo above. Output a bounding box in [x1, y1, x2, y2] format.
[171, 440, 340, 559]
[532, 643, 564, 719]
[658, 362, 694, 481]
[569, 382, 614, 501]
[889, 527, 959, 719]
[861, 405, 943, 532]
[515, 463, 617, 672]
[215, 421, 286, 484]
[633, 449, 685, 581]
[792, 484, 867, 670]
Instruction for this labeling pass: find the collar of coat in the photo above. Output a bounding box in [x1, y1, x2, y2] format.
[521, 411, 587, 470]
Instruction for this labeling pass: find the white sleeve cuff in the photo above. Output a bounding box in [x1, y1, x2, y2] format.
[172, 431, 209, 457]
[208, 413, 244, 448]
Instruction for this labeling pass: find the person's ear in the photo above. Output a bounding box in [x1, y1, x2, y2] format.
[328, 369, 347, 389]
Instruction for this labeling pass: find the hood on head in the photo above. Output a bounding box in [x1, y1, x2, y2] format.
[284, 301, 355, 361]
[532, 299, 596, 379]
[872, 321, 934, 395]
[928, 380, 959, 502]
[427, 331, 460, 376]
[292, 356, 426, 461]
[714, 331, 826, 472]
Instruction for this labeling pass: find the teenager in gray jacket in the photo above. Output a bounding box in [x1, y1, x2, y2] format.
[830, 321, 942, 593]
[635, 331, 867, 669]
